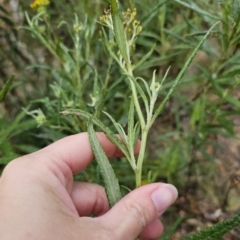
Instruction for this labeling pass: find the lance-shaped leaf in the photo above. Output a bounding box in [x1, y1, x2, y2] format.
[0, 75, 14, 102]
[110, 0, 129, 63]
[126, 96, 138, 169]
[126, 75, 150, 116]
[102, 111, 137, 170]
[88, 121, 122, 207]
[150, 22, 219, 127]
[133, 44, 156, 71]
[103, 111, 128, 145]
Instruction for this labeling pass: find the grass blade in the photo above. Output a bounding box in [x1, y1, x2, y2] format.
[88, 121, 122, 207]
[0, 75, 14, 102]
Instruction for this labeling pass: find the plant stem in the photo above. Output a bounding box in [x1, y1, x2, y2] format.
[74, 32, 82, 96]
[127, 67, 146, 129]
[126, 65, 149, 188]
[126, 66, 148, 187]
[135, 128, 148, 188]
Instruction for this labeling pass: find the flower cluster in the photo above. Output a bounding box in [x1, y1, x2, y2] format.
[121, 8, 142, 54]
[123, 8, 142, 40]
[100, 7, 142, 53]
[30, 0, 50, 10]
[99, 9, 113, 31]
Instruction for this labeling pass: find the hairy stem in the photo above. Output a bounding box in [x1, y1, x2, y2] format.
[135, 129, 148, 188]
[127, 67, 146, 129]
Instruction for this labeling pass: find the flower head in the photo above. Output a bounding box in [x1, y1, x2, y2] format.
[30, 0, 50, 10]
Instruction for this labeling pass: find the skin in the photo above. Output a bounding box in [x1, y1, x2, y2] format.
[0, 132, 178, 240]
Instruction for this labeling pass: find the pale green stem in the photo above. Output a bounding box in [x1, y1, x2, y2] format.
[74, 33, 82, 97]
[125, 66, 148, 187]
[126, 62, 151, 188]
[135, 128, 148, 188]
[127, 67, 146, 129]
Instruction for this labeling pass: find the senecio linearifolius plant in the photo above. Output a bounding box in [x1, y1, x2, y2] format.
[63, 0, 217, 199]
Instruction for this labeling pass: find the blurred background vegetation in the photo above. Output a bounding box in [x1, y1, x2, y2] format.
[1, 0, 240, 238]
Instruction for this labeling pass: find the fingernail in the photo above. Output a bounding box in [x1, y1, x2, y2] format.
[151, 184, 178, 215]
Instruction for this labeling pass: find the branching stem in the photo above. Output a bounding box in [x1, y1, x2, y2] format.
[126, 66, 149, 187]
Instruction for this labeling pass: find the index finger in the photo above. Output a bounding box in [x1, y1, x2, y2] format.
[41, 132, 138, 174]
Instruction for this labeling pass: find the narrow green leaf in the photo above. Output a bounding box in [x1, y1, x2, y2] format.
[0, 5, 8, 15]
[61, 109, 130, 159]
[31, 11, 46, 24]
[135, 77, 151, 98]
[190, 96, 204, 130]
[174, 0, 219, 20]
[88, 122, 122, 207]
[181, 212, 240, 240]
[147, 170, 152, 184]
[150, 22, 220, 127]
[185, 31, 219, 37]
[24, 12, 32, 27]
[163, 29, 195, 47]
[209, 77, 240, 109]
[102, 28, 122, 65]
[216, 112, 234, 135]
[127, 97, 137, 169]
[0, 75, 14, 102]
[0, 108, 27, 146]
[103, 111, 127, 144]
[133, 121, 140, 147]
[110, 0, 129, 63]
[127, 96, 135, 151]
[0, 15, 14, 27]
[142, 0, 170, 27]
[127, 76, 150, 115]
[159, 217, 183, 240]
[101, 111, 137, 170]
[159, 66, 171, 90]
[133, 44, 156, 71]
[225, 95, 240, 109]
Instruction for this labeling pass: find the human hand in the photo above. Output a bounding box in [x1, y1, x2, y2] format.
[0, 133, 177, 240]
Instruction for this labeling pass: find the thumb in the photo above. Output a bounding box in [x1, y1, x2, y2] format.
[99, 183, 178, 240]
